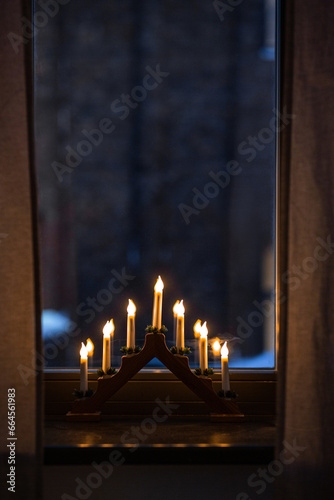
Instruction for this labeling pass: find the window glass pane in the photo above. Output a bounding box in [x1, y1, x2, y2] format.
[35, 0, 276, 369]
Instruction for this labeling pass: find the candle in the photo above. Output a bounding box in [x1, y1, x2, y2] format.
[102, 320, 114, 372]
[221, 341, 230, 392]
[199, 321, 208, 373]
[86, 338, 94, 357]
[152, 276, 164, 329]
[80, 342, 88, 393]
[212, 340, 221, 354]
[193, 319, 202, 338]
[173, 300, 180, 344]
[176, 300, 185, 352]
[194, 320, 202, 366]
[127, 299, 136, 349]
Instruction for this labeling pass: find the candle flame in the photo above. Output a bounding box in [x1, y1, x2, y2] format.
[127, 299, 136, 316]
[212, 340, 221, 354]
[173, 300, 180, 315]
[80, 342, 88, 359]
[221, 341, 229, 358]
[177, 299, 185, 317]
[193, 319, 202, 337]
[86, 338, 94, 355]
[154, 275, 164, 293]
[103, 319, 114, 337]
[200, 321, 208, 339]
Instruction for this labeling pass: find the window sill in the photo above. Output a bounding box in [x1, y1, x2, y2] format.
[44, 419, 275, 465]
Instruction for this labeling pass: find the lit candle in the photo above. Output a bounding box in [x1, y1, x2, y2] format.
[194, 320, 202, 366]
[173, 300, 180, 343]
[221, 341, 230, 392]
[193, 319, 202, 337]
[176, 300, 185, 352]
[86, 338, 94, 357]
[102, 320, 114, 372]
[199, 321, 208, 373]
[212, 340, 221, 354]
[80, 342, 88, 393]
[152, 276, 164, 329]
[127, 299, 136, 349]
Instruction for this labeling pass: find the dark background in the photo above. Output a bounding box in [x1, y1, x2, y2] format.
[35, 0, 276, 368]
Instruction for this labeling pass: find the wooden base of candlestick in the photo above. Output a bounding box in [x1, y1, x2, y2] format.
[67, 333, 244, 420]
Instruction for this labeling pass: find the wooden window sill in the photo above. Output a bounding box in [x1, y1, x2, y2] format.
[44, 370, 276, 464]
[44, 419, 275, 465]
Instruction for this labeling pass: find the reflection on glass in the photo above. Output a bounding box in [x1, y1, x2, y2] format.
[35, 0, 276, 369]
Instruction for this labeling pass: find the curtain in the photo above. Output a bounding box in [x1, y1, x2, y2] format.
[276, 0, 334, 498]
[0, 1, 42, 499]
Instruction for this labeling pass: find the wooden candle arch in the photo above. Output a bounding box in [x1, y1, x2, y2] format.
[67, 332, 244, 421]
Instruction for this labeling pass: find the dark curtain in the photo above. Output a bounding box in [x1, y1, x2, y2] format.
[276, 0, 334, 498]
[0, 1, 42, 499]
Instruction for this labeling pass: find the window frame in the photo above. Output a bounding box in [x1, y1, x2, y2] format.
[39, 0, 281, 419]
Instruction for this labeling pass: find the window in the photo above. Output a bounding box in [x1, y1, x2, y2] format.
[35, 0, 277, 371]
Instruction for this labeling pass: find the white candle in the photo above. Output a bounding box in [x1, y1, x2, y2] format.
[221, 341, 230, 392]
[80, 342, 88, 393]
[176, 300, 185, 352]
[152, 276, 164, 329]
[127, 299, 136, 349]
[102, 320, 114, 372]
[194, 320, 202, 366]
[199, 321, 208, 373]
[173, 300, 180, 344]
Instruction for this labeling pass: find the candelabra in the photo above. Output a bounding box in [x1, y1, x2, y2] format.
[67, 331, 244, 422]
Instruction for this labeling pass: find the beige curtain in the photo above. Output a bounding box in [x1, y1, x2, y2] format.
[277, 0, 334, 498]
[0, 1, 42, 499]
